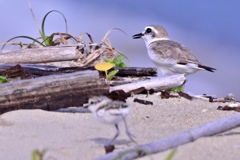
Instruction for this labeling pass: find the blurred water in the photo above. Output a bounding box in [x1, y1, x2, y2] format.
[0, 0, 239, 99]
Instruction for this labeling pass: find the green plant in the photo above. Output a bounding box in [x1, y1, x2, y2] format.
[0, 76, 9, 83]
[95, 62, 119, 81]
[103, 54, 127, 80]
[169, 86, 184, 92]
[1, 1, 68, 50]
[32, 149, 46, 160]
[36, 10, 68, 46]
[165, 148, 177, 160]
[105, 54, 127, 67]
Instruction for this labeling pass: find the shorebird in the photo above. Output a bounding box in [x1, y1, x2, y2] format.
[86, 96, 135, 145]
[133, 25, 216, 76]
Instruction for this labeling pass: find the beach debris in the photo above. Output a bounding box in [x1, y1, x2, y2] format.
[133, 98, 153, 105]
[178, 92, 192, 100]
[108, 90, 130, 102]
[160, 90, 178, 99]
[0, 64, 32, 80]
[160, 90, 192, 100]
[104, 145, 115, 153]
[110, 77, 149, 86]
[129, 87, 154, 98]
[200, 93, 235, 102]
[0, 70, 108, 114]
[0, 28, 125, 68]
[110, 74, 186, 93]
[217, 103, 240, 112]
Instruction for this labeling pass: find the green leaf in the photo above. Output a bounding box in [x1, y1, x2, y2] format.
[41, 10, 68, 41]
[117, 54, 126, 61]
[105, 59, 114, 63]
[169, 86, 184, 92]
[120, 63, 127, 67]
[107, 69, 119, 80]
[42, 35, 54, 46]
[115, 61, 121, 66]
[0, 76, 8, 83]
[165, 148, 177, 160]
[105, 54, 127, 68]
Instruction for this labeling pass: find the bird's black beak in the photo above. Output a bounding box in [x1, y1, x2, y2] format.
[132, 33, 143, 39]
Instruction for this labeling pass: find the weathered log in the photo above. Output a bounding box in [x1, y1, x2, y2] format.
[0, 70, 108, 114]
[0, 64, 157, 78]
[110, 77, 149, 86]
[96, 113, 240, 160]
[113, 67, 157, 77]
[0, 46, 79, 63]
[110, 74, 186, 93]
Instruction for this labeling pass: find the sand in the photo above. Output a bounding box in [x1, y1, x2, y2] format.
[0, 94, 239, 160]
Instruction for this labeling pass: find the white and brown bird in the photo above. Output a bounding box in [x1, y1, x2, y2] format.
[133, 25, 216, 76]
[86, 96, 135, 145]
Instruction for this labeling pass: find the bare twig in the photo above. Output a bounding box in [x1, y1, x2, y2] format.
[28, 0, 41, 35]
[95, 113, 240, 160]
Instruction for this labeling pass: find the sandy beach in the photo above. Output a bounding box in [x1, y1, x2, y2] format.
[0, 94, 239, 160]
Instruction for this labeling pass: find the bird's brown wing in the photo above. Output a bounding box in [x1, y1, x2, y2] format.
[150, 40, 201, 64]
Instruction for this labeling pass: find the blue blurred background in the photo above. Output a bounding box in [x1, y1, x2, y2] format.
[1, 0, 239, 99]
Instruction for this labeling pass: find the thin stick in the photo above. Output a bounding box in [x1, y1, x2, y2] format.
[28, 0, 41, 35]
[95, 113, 240, 160]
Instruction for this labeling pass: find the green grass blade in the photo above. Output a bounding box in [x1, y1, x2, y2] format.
[164, 148, 177, 160]
[119, 62, 127, 67]
[41, 10, 68, 39]
[0, 76, 9, 83]
[107, 69, 119, 80]
[117, 54, 126, 61]
[42, 35, 54, 46]
[105, 59, 114, 63]
[1, 36, 46, 50]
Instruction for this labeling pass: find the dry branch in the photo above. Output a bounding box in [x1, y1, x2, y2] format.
[0, 64, 157, 78]
[114, 67, 157, 77]
[96, 113, 240, 160]
[0, 70, 108, 114]
[110, 74, 186, 93]
[0, 46, 79, 63]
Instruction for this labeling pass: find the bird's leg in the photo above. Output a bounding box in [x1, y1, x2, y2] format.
[181, 78, 188, 89]
[107, 124, 120, 145]
[122, 115, 137, 144]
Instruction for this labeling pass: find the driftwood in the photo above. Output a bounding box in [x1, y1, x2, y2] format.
[0, 46, 79, 63]
[0, 64, 157, 78]
[110, 77, 149, 86]
[96, 113, 240, 160]
[110, 74, 186, 93]
[0, 70, 108, 114]
[114, 67, 157, 77]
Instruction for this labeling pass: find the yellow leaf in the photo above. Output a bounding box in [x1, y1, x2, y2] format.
[95, 62, 114, 71]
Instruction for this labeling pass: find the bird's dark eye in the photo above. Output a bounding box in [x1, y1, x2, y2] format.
[145, 28, 152, 33]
